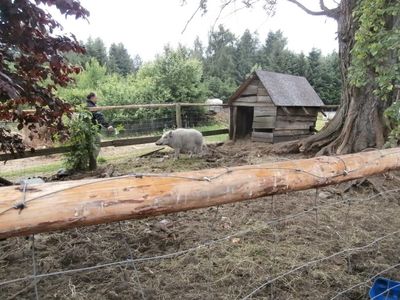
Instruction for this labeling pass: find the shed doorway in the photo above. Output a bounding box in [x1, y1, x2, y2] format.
[231, 106, 254, 139]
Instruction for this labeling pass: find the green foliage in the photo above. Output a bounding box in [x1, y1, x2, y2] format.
[349, 0, 400, 99]
[86, 37, 108, 66]
[201, 28, 341, 104]
[349, 0, 400, 145]
[58, 29, 342, 129]
[108, 43, 135, 76]
[384, 99, 400, 148]
[63, 37, 141, 76]
[63, 106, 99, 171]
[235, 29, 259, 83]
[57, 59, 107, 105]
[204, 25, 238, 100]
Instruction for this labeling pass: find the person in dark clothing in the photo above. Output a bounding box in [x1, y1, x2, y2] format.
[86, 92, 114, 131]
[86, 92, 113, 169]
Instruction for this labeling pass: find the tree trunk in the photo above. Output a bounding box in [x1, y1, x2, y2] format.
[295, 0, 395, 155]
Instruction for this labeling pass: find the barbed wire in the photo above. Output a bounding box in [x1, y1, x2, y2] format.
[1, 187, 399, 290]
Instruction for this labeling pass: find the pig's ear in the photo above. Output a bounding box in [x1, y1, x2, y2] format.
[168, 131, 173, 137]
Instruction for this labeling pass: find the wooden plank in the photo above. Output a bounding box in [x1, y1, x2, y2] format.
[22, 103, 230, 114]
[273, 129, 311, 137]
[273, 134, 312, 143]
[257, 95, 273, 103]
[252, 131, 273, 140]
[91, 103, 229, 111]
[254, 106, 277, 116]
[0, 129, 229, 161]
[2, 148, 400, 239]
[253, 116, 276, 124]
[276, 115, 317, 122]
[277, 107, 319, 116]
[242, 84, 258, 95]
[233, 102, 275, 107]
[275, 120, 315, 130]
[237, 96, 258, 103]
[302, 107, 311, 115]
[252, 120, 275, 129]
[257, 87, 269, 96]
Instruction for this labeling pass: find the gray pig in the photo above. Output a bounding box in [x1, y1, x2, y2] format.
[155, 128, 205, 158]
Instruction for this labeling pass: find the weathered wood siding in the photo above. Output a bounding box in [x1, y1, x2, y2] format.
[272, 107, 318, 143]
[231, 78, 320, 143]
[251, 83, 276, 142]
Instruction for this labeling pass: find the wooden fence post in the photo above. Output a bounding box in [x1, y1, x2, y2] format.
[175, 103, 182, 128]
[232, 106, 238, 142]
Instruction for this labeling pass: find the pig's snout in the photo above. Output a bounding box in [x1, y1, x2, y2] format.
[155, 139, 162, 145]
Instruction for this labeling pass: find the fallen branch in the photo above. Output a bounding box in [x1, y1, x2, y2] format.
[138, 147, 165, 158]
[1, 148, 400, 239]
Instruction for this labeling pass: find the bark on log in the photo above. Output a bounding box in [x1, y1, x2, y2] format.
[1, 148, 400, 239]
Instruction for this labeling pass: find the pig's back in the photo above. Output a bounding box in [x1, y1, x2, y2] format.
[175, 128, 203, 149]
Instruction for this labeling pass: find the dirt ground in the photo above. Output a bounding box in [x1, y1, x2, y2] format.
[1, 141, 400, 299]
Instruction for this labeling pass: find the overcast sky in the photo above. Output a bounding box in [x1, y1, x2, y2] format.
[49, 0, 339, 62]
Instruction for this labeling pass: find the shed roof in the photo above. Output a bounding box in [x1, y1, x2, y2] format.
[229, 71, 324, 107]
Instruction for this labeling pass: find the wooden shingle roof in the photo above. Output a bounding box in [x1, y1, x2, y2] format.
[229, 70, 324, 107]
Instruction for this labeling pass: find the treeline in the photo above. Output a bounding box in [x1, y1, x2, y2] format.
[201, 27, 341, 104]
[59, 27, 341, 119]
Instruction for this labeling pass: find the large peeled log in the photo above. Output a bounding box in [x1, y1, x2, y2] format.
[1, 148, 400, 239]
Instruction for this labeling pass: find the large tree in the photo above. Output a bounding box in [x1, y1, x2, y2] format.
[0, 0, 88, 156]
[292, 0, 399, 155]
[193, 0, 400, 155]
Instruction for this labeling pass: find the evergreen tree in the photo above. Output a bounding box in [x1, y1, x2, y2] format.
[258, 30, 288, 71]
[204, 25, 238, 100]
[108, 43, 135, 76]
[86, 37, 108, 66]
[235, 30, 259, 83]
[191, 36, 205, 61]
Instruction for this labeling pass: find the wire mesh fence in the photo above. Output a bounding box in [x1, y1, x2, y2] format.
[0, 103, 230, 157]
[1, 173, 400, 299]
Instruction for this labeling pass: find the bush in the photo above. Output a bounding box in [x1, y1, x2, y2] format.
[384, 101, 400, 148]
[63, 106, 99, 171]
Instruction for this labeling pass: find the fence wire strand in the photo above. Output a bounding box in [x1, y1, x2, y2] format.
[31, 235, 39, 300]
[1, 187, 399, 297]
[118, 222, 146, 300]
[241, 230, 400, 299]
[330, 263, 400, 300]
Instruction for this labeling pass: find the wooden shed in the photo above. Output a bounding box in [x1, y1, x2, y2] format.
[228, 70, 324, 143]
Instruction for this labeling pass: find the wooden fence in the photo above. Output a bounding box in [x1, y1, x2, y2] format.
[0, 103, 338, 161]
[0, 103, 230, 161]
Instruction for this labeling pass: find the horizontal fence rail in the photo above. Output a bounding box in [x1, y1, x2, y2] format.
[19, 103, 338, 113]
[1, 102, 338, 161]
[0, 129, 229, 161]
